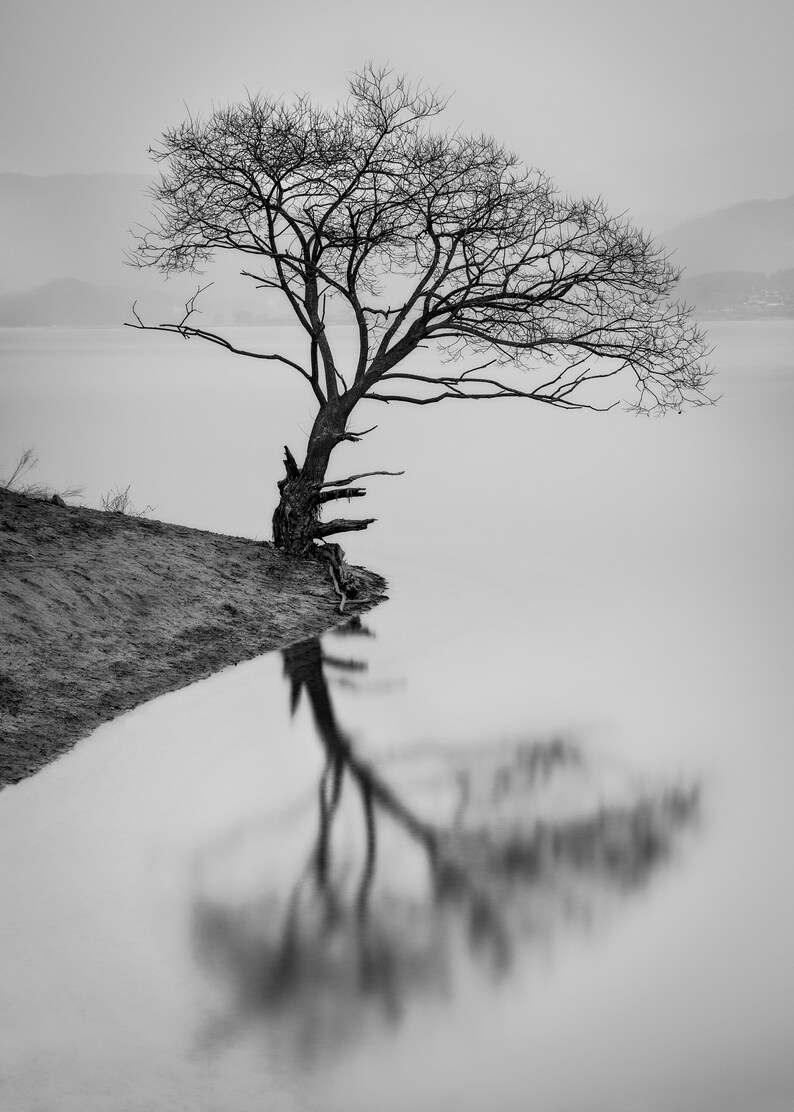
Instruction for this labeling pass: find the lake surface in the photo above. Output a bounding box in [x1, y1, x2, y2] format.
[1, 323, 793, 1111]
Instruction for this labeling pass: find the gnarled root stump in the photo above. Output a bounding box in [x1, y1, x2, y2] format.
[272, 447, 382, 612]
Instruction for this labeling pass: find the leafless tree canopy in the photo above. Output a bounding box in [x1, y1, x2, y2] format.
[132, 65, 711, 417]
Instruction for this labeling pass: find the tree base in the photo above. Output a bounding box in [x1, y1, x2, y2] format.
[270, 444, 393, 611]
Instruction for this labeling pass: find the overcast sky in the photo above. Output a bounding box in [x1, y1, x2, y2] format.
[2, 0, 792, 225]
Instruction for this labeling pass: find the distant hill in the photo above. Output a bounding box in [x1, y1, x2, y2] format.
[662, 196, 794, 276]
[0, 173, 154, 295]
[658, 196, 794, 317]
[675, 269, 794, 319]
[0, 172, 287, 323]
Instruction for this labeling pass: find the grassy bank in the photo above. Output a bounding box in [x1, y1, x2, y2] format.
[0, 488, 385, 789]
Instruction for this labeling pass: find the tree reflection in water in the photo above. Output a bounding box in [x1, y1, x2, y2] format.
[190, 621, 698, 1058]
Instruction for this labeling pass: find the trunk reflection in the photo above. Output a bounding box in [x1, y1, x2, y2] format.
[190, 622, 698, 1058]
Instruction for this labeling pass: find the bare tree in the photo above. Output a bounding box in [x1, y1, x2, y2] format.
[129, 65, 712, 577]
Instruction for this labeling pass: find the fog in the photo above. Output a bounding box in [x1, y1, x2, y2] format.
[2, 1, 793, 224]
[0, 322, 792, 1110]
[1, 5, 792, 1106]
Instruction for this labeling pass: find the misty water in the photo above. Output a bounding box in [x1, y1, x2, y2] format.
[1, 322, 793, 1112]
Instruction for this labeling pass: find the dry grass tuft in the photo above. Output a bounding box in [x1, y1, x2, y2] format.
[1, 447, 83, 502]
[99, 484, 156, 517]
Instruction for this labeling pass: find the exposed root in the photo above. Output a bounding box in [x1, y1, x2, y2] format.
[315, 542, 360, 613]
[328, 563, 346, 613]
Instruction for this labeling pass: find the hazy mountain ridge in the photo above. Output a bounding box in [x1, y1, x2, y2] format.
[661, 196, 794, 317]
[0, 173, 292, 325]
[663, 195, 794, 276]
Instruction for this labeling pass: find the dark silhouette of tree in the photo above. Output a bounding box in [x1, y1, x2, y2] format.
[129, 66, 712, 583]
[189, 627, 698, 1057]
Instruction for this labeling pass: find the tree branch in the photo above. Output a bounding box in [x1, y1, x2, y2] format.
[321, 470, 405, 488]
[318, 487, 367, 503]
[125, 316, 314, 383]
[126, 294, 315, 387]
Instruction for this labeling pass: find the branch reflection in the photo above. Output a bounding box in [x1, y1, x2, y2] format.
[191, 624, 698, 1057]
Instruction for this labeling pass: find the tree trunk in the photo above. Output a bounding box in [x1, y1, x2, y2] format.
[271, 403, 344, 556]
[271, 403, 374, 599]
[271, 451, 324, 556]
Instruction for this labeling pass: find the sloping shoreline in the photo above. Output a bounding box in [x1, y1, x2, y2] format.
[0, 489, 386, 789]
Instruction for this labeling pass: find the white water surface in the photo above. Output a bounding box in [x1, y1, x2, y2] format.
[1, 322, 793, 1111]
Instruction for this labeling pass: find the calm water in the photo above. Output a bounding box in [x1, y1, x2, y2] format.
[1, 323, 793, 1111]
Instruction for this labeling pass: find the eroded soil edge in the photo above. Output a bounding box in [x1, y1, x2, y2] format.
[0, 489, 385, 789]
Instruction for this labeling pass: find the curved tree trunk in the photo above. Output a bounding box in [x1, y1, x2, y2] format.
[271, 403, 374, 601]
[272, 404, 351, 554]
